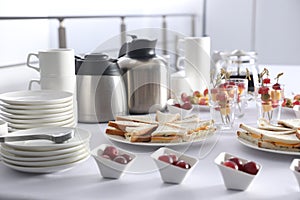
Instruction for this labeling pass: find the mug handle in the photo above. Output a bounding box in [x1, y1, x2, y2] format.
[28, 79, 40, 90]
[176, 56, 185, 71]
[26, 53, 40, 72]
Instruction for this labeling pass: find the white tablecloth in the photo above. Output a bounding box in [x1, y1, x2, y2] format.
[0, 100, 298, 200]
[0, 65, 299, 200]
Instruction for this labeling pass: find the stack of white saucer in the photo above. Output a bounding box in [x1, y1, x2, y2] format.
[0, 127, 91, 173]
[0, 90, 76, 132]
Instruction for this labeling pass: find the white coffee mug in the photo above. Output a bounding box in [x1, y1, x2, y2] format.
[28, 76, 76, 94]
[0, 119, 8, 135]
[27, 49, 75, 77]
[177, 37, 211, 92]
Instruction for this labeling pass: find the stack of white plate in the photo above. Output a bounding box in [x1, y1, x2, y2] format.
[0, 127, 91, 173]
[0, 90, 76, 131]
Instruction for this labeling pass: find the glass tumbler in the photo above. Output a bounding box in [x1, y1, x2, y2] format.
[209, 86, 238, 130]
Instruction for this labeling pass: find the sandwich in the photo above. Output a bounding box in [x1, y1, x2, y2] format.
[150, 125, 186, 143]
[277, 119, 300, 129]
[155, 110, 180, 124]
[115, 115, 158, 125]
[125, 124, 158, 142]
[238, 123, 300, 152]
[258, 118, 293, 131]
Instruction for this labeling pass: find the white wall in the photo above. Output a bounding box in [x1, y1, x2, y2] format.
[0, 0, 202, 66]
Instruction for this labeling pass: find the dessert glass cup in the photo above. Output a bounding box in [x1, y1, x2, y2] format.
[209, 86, 237, 130]
[224, 78, 249, 119]
[255, 84, 284, 125]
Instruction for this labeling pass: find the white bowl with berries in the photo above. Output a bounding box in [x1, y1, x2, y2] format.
[290, 158, 300, 189]
[166, 99, 193, 118]
[91, 144, 136, 179]
[214, 152, 261, 191]
[151, 147, 198, 184]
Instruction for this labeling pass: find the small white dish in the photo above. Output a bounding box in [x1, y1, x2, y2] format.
[290, 158, 300, 189]
[151, 147, 198, 184]
[1, 104, 73, 115]
[167, 99, 193, 118]
[0, 109, 74, 119]
[293, 105, 300, 118]
[3, 127, 91, 151]
[214, 152, 261, 191]
[0, 90, 73, 105]
[1, 142, 89, 157]
[2, 150, 89, 167]
[91, 144, 136, 179]
[2, 153, 89, 173]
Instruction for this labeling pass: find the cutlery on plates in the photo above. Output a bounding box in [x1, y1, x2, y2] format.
[0, 130, 74, 144]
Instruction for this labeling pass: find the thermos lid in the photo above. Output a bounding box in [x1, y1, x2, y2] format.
[75, 53, 122, 76]
[118, 35, 157, 59]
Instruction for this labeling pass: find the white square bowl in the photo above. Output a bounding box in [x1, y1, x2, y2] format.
[214, 152, 261, 191]
[166, 99, 193, 119]
[290, 158, 300, 189]
[91, 144, 136, 179]
[151, 147, 198, 184]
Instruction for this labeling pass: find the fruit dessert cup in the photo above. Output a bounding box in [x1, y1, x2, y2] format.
[151, 147, 198, 184]
[91, 144, 136, 179]
[209, 85, 237, 130]
[255, 68, 284, 124]
[214, 152, 261, 191]
[224, 78, 248, 119]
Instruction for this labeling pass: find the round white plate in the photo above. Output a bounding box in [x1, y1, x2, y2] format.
[0, 90, 73, 105]
[3, 127, 91, 151]
[1, 146, 88, 162]
[237, 137, 300, 156]
[106, 132, 214, 147]
[7, 116, 75, 129]
[1, 142, 89, 157]
[0, 109, 74, 119]
[2, 154, 90, 173]
[1, 113, 74, 124]
[0, 104, 73, 115]
[2, 151, 89, 167]
[0, 100, 73, 110]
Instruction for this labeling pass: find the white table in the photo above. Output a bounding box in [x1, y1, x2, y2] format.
[0, 101, 299, 200]
[0, 65, 299, 200]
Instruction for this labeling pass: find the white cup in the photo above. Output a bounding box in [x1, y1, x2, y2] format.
[28, 76, 76, 94]
[27, 49, 75, 77]
[177, 37, 211, 92]
[0, 119, 8, 135]
[170, 71, 193, 98]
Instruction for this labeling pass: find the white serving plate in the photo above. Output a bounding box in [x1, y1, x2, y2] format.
[3, 127, 91, 151]
[2, 151, 89, 167]
[106, 131, 214, 147]
[0, 104, 73, 115]
[1, 113, 73, 124]
[0, 100, 73, 110]
[1, 142, 89, 157]
[2, 154, 90, 173]
[7, 116, 75, 129]
[0, 90, 73, 105]
[1, 146, 88, 162]
[237, 137, 300, 156]
[0, 109, 74, 119]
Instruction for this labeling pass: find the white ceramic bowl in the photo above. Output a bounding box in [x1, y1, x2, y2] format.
[166, 99, 193, 119]
[290, 158, 300, 189]
[214, 152, 261, 191]
[151, 147, 198, 184]
[293, 105, 300, 118]
[91, 144, 136, 179]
